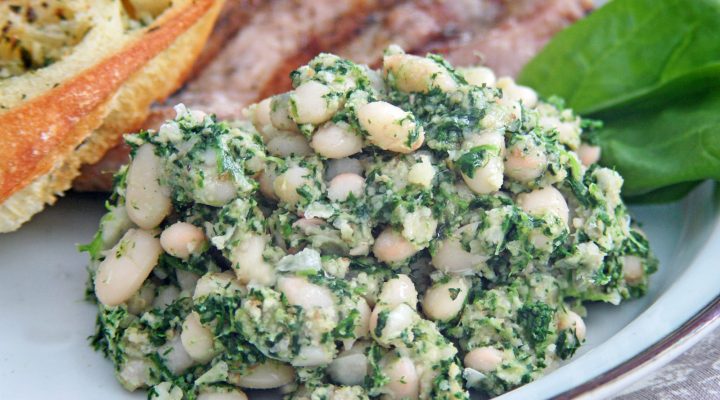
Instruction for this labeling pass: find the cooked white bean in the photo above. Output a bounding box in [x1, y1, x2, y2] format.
[311, 122, 363, 158]
[464, 347, 503, 373]
[273, 166, 312, 205]
[180, 311, 217, 364]
[293, 345, 334, 367]
[157, 335, 194, 374]
[249, 98, 273, 134]
[431, 223, 486, 274]
[432, 239, 484, 275]
[354, 297, 372, 338]
[325, 158, 364, 181]
[229, 360, 295, 389]
[197, 389, 248, 400]
[382, 356, 420, 400]
[175, 269, 200, 293]
[270, 93, 299, 132]
[422, 277, 469, 321]
[125, 144, 171, 229]
[327, 173, 365, 202]
[517, 186, 569, 226]
[357, 101, 424, 154]
[578, 143, 602, 167]
[232, 234, 275, 286]
[505, 139, 548, 182]
[458, 66, 496, 87]
[277, 276, 336, 311]
[160, 222, 206, 260]
[407, 156, 435, 188]
[372, 228, 418, 264]
[95, 229, 163, 307]
[497, 77, 538, 108]
[258, 168, 279, 201]
[462, 155, 504, 194]
[557, 310, 586, 341]
[193, 271, 244, 299]
[370, 303, 416, 344]
[622, 255, 644, 285]
[266, 132, 313, 157]
[153, 285, 180, 309]
[384, 53, 457, 93]
[378, 274, 418, 309]
[126, 282, 156, 315]
[291, 81, 338, 124]
[328, 347, 369, 385]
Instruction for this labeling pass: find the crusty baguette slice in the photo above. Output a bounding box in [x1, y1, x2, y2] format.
[0, 0, 224, 233]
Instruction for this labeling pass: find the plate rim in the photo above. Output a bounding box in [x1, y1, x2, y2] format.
[554, 287, 720, 398]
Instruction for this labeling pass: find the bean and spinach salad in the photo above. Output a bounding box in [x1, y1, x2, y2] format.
[83, 46, 657, 400]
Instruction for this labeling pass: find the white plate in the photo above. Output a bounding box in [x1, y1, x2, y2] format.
[0, 182, 718, 399]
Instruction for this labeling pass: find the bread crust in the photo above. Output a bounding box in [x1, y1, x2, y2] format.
[0, 0, 223, 232]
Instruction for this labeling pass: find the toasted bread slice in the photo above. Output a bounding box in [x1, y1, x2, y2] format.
[0, 0, 224, 232]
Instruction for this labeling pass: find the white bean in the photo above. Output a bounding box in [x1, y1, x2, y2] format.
[497, 77, 538, 108]
[622, 255, 644, 285]
[95, 229, 163, 307]
[153, 285, 180, 309]
[462, 155, 504, 194]
[311, 122, 363, 158]
[422, 277, 469, 321]
[517, 186, 569, 226]
[266, 132, 313, 157]
[382, 356, 420, 400]
[126, 282, 156, 315]
[197, 389, 248, 400]
[176, 269, 199, 293]
[357, 101, 424, 154]
[270, 93, 298, 132]
[431, 223, 486, 274]
[458, 66, 496, 87]
[293, 345, 334, 367]
[464, 347, 503, 373]
[277, 276, 336, 311]
[378, 274, 418, 309]
[373, 228, 418, 264]
[229, 360, 295, 389]
[232, 234, 275, 286]
[407, 156, 435, 188]
[370, 303, 416, 344]
[193, 271, 244, 299]
[325, 158, 364, 181]
[354, 297, 372, 339]
[273, 166, 312, 205]
[578, 143, 602, 167]
[328, 347, 369, 386]
[180, 311, 217, 364]
[258, 168, 279, 201]
[157, 335, 194, 374]
[160, 222, 206, 260]
[249, 98, 273, 134]
[505, 139, 548, 182]
[384, 53, 457, 93]
[327, 173, 365, 202]
[557, 310, 587, 341]
[125, 144, 171, 229]
[291, 81, 338, 124]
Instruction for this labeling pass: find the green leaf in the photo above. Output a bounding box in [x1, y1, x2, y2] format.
[597, 90, 720, 197]
[518, 0, 720, 116]
[624, 181, 702, 204]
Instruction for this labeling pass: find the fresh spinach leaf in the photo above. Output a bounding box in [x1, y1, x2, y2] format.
[519, 0, 720, 116]
[597, 90, 720, 197]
